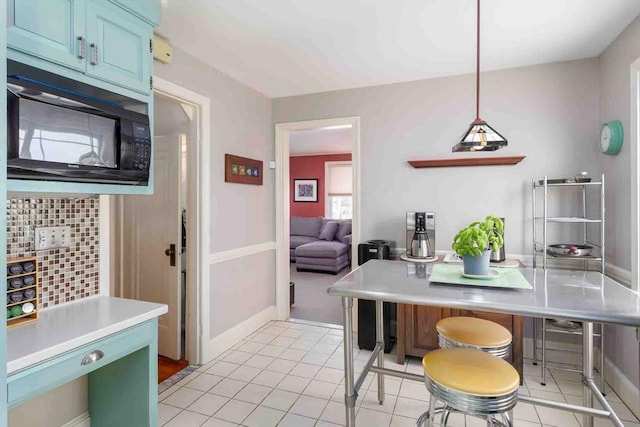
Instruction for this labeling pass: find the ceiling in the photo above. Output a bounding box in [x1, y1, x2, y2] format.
[290, 127, 352, 156]
[157, 0, 640, 98]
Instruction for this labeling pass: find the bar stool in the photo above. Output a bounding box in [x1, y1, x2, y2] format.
[437, 316, 512, 360]
[415, 348, 519, 427]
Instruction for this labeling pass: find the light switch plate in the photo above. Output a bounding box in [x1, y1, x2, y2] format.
[35, 226, 71, 251]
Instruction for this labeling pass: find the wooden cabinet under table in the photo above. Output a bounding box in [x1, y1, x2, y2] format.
[397, 304, 523, 381]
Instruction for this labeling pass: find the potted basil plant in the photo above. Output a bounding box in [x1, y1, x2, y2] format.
[451, 216, 504, 276]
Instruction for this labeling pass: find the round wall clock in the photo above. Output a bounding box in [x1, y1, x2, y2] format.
[600, 120, 623, 155]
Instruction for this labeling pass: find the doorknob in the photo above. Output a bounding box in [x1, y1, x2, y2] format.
[165, 244, 176, 267]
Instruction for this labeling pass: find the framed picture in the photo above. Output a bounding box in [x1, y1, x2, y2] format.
[294, 179, 318, 202]
[225, 154, 263, 185]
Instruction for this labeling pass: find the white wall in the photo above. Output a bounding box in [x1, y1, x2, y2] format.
[273, 58, 600, 255]
[154, 47, 275, 346]
[597, 15, 640, 391]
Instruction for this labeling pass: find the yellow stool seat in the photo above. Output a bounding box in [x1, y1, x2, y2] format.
[437, 316, 512, 348]
[422, 348, 520, 396]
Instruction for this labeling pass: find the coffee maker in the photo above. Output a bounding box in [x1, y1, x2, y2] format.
[406, 212, 436, 259]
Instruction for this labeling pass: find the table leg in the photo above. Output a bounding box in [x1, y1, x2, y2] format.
[532, 317, 538, 365]
[342, 296, 356, 427]
[375, 300, 385, 404]
[583, 321, 594, 427]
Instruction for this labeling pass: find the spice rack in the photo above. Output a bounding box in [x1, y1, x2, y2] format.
[6, 256, 39, 328]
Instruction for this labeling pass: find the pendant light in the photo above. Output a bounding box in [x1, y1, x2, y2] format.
[452, 0, 507, 152]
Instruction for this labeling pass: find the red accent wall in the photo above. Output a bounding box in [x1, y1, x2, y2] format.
[290, 154, 352, 217]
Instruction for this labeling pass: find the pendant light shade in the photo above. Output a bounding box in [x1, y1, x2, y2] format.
[453, 119, 508, 152]
[452, 0, 507, 153]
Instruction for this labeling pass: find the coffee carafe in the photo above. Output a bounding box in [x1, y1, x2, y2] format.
[410, 214, 431, 258]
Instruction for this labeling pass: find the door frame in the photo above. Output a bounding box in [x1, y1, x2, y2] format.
[324, 160, 353, 219]
[631, 56, 640, 292]
[107, 77, 211, 364]
[274, 117, 361, 321]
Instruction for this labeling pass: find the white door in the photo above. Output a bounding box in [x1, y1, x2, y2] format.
[125, 135, 182, 359]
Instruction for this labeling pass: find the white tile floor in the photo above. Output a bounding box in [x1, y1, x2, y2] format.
[159, 321, 640, 427]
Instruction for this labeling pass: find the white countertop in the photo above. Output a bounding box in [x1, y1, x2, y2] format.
[7, 296, 167, 374]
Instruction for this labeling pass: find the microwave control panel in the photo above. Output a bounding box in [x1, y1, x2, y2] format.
[132, 122, 152, 171]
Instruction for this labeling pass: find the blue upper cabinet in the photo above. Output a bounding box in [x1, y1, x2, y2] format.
[109, 0, 160, 26]
[7, 0, 87, 72]
[7, 0, 157, 97]
[86, 1, 152, 94]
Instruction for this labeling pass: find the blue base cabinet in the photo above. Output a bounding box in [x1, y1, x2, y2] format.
[8, 320, 159, 427]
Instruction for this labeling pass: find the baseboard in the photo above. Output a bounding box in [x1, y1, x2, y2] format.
[523, 337, 584, 366]
[60, 412, 91, 427]
[523, 338, 639, 419]
[605, 262, 631, 286]
[202, 305, 276, 362]
[605, 356, 640, 419]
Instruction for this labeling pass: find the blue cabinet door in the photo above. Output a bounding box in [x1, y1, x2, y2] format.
[85, 0, 152, 94]
[7, 0, 86, 72]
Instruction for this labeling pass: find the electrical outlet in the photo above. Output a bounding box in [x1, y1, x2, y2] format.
[35, 226, 72, 251]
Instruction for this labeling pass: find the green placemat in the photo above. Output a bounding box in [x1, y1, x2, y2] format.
[429, 264, 532, 289]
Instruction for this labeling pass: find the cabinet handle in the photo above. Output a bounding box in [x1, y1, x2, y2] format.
[77, 36, 86, 59]
[90, 43, 98, 66]
[81, 350, 104, 365]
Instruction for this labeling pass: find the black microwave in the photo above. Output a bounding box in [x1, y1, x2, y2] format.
[7, 75, 152, 186]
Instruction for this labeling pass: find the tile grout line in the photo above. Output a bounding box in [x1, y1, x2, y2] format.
[158, 320, 640, 427]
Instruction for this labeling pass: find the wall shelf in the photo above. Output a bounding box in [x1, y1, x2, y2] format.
[408, 156, 525, 168]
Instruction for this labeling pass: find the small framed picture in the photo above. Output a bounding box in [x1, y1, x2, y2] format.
[294, 179, 318, 202]
[225, 154, 263, 185]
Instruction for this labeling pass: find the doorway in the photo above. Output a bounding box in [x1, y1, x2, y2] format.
[275, 117, 361, 324]
[110, 78, 211, 372]
[288, 130, 353, 325]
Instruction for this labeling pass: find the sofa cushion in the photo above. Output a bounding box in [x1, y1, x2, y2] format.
[291, 216, 322, 237]
[290, 235, 318, 249]
[336, 221, 352, 242]
[295, 240, 349, 259]
[319, 221, 339, 241]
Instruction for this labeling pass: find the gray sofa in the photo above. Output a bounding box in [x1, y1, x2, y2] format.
[290, 216, 351, 274]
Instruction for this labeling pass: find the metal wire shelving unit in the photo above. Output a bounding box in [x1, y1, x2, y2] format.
[531, 174, 605, 392]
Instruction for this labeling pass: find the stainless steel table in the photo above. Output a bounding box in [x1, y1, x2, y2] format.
[327, 260, 640, 427]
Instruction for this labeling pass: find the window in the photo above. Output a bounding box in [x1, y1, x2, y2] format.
[326, 161, 352, 219]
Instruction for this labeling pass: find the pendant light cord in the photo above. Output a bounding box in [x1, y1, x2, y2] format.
[476, 0, 481, 121]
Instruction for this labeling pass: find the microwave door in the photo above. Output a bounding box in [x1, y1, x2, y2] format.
[18, 98, 117, 168]
[19, 126, 35, 159]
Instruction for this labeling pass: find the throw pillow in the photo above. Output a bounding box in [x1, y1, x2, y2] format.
[319, 221, 339, 241]
[336, 221, 352, 242]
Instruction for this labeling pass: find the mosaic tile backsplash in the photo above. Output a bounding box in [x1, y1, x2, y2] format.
[7, 197, 100, 309]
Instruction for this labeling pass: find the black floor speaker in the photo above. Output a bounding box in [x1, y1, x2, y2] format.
[356, 240, 395, 353]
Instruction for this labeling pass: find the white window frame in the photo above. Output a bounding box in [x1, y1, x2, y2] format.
[325, 160, 353, 219]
